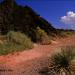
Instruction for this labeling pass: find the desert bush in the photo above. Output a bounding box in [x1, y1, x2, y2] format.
[36, 27, 51, 45]
[6, 31, 33, 48]
[39, 46, 75, 75]
[59, 31, 72, 38]
[0, 42, 31, 55]
[0, 31, 33, 55]
[57, 30, 75, 38]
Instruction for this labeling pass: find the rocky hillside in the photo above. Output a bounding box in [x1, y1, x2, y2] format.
[0, 0, 73, 42]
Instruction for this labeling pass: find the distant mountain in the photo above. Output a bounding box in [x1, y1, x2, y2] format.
[0, 0, 57, 42]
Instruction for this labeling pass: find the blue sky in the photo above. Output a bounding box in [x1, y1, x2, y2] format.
[1, 0, 75, 30]
[16, 0, 75, 30]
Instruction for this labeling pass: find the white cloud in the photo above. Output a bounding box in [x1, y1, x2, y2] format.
[61, 11, 75, 26]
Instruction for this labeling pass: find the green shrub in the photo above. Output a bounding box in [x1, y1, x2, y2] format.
[0, 31, 33, 55]
[36, 27, 51, 45]
[50, 46, 75, 75]
[7, 31, 33, 48]
[57, 30, 75, 38]
[39, 46, 75, 75]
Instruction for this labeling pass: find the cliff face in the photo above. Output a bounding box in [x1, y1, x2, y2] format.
[0, 0, 57, 41]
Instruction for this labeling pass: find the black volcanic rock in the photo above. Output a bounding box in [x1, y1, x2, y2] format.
[0, 0, 57, 42]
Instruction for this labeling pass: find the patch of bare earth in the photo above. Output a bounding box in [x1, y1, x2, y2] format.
[0, 35, 75, 75]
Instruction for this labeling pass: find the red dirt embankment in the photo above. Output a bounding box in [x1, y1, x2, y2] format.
[0, 35, 75, 75]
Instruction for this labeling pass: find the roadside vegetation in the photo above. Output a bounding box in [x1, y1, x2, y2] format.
[0, 31, 33, 55]
[39, 46, 75, 75]
[56, 29, 75, 38]
[0, 29, 74, 55]
[36, 27, 51, 45]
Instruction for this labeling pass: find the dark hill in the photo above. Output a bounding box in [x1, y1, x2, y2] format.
[0, 0, 57, 42]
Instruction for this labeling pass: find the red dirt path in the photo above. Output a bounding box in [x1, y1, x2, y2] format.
[0, 35, 75, 75]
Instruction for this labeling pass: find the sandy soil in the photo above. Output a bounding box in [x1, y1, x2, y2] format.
[0, 34, 75, 75]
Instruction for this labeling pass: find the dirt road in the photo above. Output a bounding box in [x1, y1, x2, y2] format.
[0, 35, 75, 75]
